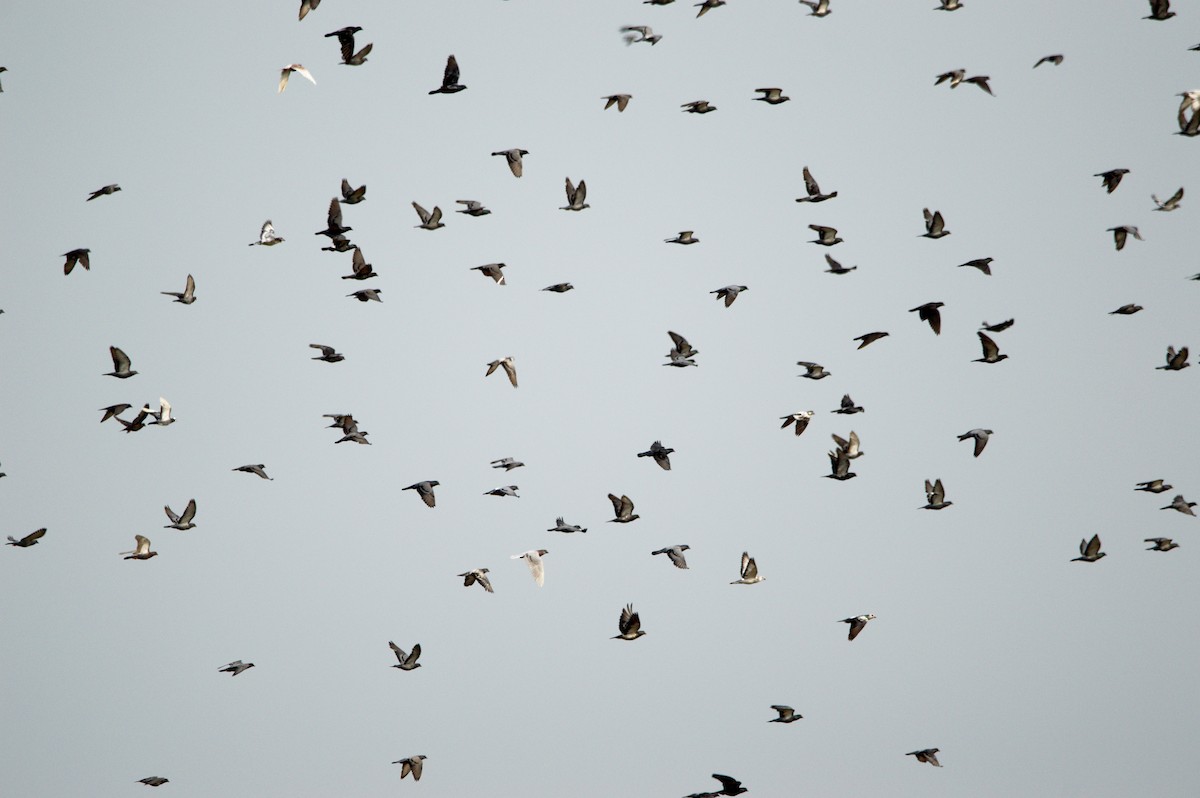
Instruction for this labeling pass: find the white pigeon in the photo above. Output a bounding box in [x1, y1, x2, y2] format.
[250, 220, 284, 246]
[278, 64, 316, 94]
[511, 549, 549, 587]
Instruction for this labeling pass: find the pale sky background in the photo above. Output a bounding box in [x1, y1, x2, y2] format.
[2, 1, 1199, 796]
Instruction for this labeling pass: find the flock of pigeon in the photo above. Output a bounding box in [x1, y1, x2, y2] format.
[4, 0, 1199, 795]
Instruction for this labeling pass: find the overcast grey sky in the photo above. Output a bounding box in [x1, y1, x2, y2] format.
[2, 1, 1199, 796]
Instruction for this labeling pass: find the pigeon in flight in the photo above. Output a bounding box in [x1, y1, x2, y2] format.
[602, 94, 632, 111]
[910, 302, 944, 335]
[795, 166, 837, 203]
[326, 26, 371, 66]
[681, 100, 718, 114]
[1033, 54, 1064, 67]
[1161, 495, 1197, 516]
[388, 642, 422, 671]
[429, 54, 465, 94]
[1152, 187, 1184, 211]
[608, 494, 640, 523]
[456, 199, 490, 216]
[1109, 304, 1143, 315]
[935, 69, 966, 88]
[548, 518, 587, 534]
[1095, 169, 1130, 194]
[561, 178, 589, 211]
[800, 0, 831, 17]
[6, 528, 46, 548]
[825, 447, 857, 480]
[1073, 534, 1106, 562]
[769, 705, 802, 722]
[710, 285, 748, 307]
[218, 660, 255, 676]
[144, 397, 174, 428]
[974, 332, 1008, 363]
[484, 485, 519, 498]
[780, 411, 814, 436]
[613, 604, 646, 640]
[730, 551, 764, 585]
[922, 479, 952, 510]
[796, 361, 831, 379]
[340, 178, 366, 204]
[486, 357, 518, 387]
[981, 319, 1014, 333]
[1145, 0, 1176, 21]
[854, 332, 889, 349]
[322, 235, 354, 252]
[958, 257, 993, 275]
[665, 331, 699, 366]
[840, 614, 876, 640]
[621, 25, 662, 45]
[1107, 226, 1142, 251]
[62, 248, 91, 274]
[347, 288, 382, 303]
[458, 568, 494, 592]
[161, 274, 196, 304]
[137, 777, 169, 787]
[906, 749, 942, 767]
[163, 499, 197, 530]
[104, 346, 138, 379]
[638, 441, 674, 470]
[753, 87, 789, 104]
[412, 202, 444, 230]
[808, 224, 842, 246]
[314, 197, 351, 238]
[278, 64, 316, 93]
[310, 344, 344, 363]
[512, 549, 549, 587]
[86, 184, 121, 201]
[1157, 346, 1189, 371]
[121, 535, 158, 560]
[666, 230, 700, 244]
[832, 431, 863, 459]
[957, 429, 993, 457]
[233, 464, 272, 480]
[832, 394, 864, 415]
[393, 756, 427, 781]
[694, 0, 726, 16]
[687, 774, 748, 797]
[491, 148, 529, 177]
[250, 220, 284, 246]
[490, 458, 524, 471]
[1136, 479, 1173, 493]
[341, 247, 376, 280]
[542, 282, 574, 293]
[922, 208, 950, 238]
[403, 481, 439, 508]
[471, 263, 507, 285]
[1146, 537, 1180, 552]
[651, 545, 690, 569]
[823, 254, 856, 274]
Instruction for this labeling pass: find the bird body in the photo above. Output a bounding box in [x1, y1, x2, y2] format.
[548, 517, 587, 534]
[87, 184, 121, 201]
[651, 545, 690, 568]
[710, 285, 748, 307]
[1157, 346, 1189, 371]
[603, 94, 632, 111]
[1073, 534, 1106, 562]
[161, 274, 196, 303]
[638, 440, 674, 470]
[310, 344, 344, 363]
[922, 478, 952, 509]
[403, 481, 439, 508]
[105, 346, 138, 379]
[512, 549, 549, 586]
[608, 493, 640, 523]
[412, 202, 444, 230]
[957, 429, 993, 457]
[1095, 169, 1130, 194]
[682, 100, 717, 114]
[491, 148, 529, 177]
[484, 485, 519, 497]
[841, 613, 876, 640]
[754, 87, 789, 104]
[613, 604, 646, 640]
[233, 464, 272, 480]
[561, 178, 589, 211]
[770, 705, 802, 722]
[278, 64, 315, 94]
[6, 528, 46, 547]
[731, 551, 764, 584]
[250, 220, 284, 246]
[1146, 537, 1180, 552]
[389, 641, 422, 670]
[780, 411, 814, 436]
[910, 302, 944, 335]
[1152, 187, 1184, 211]
[975, 332, 1008, 363]
[922, 208, 950, 238]
[392, 755, 427, 781]
[429, 54, 465, 94]
[809, 224, 842, 246]
[163, 499, 197, 530]
[62, 248, 91, 274]
[218, 660, 255, 676]
[907, 749, 942, 767]
[472, 263, 507, 285]
[490, 457, 524, 471]
[1161, 495, 1197, 516]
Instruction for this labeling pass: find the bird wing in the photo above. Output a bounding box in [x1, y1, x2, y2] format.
[163, 505, 180, 524]
[327, 197, 343, 227]
[135, 535, 151, 555]
[179, 499, 197, 524]
[412, 202, 431, 224]
[443, 54, 460, 86]
[620, 495, 634, 518]
[389, 641, 407, 663]
[1085, 535, 1101, 557]
[405, 644, 422, 666]
[608, 493, 624, 516]
[712, 775, 742, 792]
[502, 359, 518, 387]
[978, 332, 999, 360]
[802, 166, 820, 195]
[527, 553, 545, 586]
[110, 346, 131, 372]
[564, 177, 577, 203]
[23, 528, 47, 544]
[933, 479, 946, 504]
[294, 65, 316, 85]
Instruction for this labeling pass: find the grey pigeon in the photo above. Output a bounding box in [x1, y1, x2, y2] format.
[233, 464, 272, 480]
[800, 0, 831, 17]
[1157, 346, 1189, 371]
[472, 263, 507, 285]
[958, 257, 992, 275]
[163, 499, 197, 530]
[490, 458, 524, 471]
[974, 332, 1008, 363]
[412, 202, 444, 230]
[322, 235, 354, 252]
[608, 494, 640, 523]
[910, 302, 944, 335]
[1073, 534, 1106, 562]
[621, 25, 663, 45]
[6, 528, 46, 547]
[491, 148, 529, 177]
[612, 604, 646, 640]
[1034, 54, 1064, 67]
[99, 403, 132, 423]
[825, 448, 856, 480]
[250, 220, 284, 246]
[428, 54, 464, 93]
[710, 285, 748, 307]
[957, 429, 993, 457]
[666, 230, 700, 244]
[769, 705, 802, 722]
[511, 549, 549, 586]
[1107, 226, 1142, 251]
[695, 0, 726, 16]
[340, 178, 366, 204]
[459, 568, 494, 592]
[1095, 169, 1130, 193]
[921, 478, 952, 509]
[1152, 187, 1184, 211]
[753, 87, 789, 104]
[388, 641, 422, 670]
[542, 283, 574, 293]
[832, 394, 864, 414]
[638, 440, 674, 470]
[1109, 304, 1143, 315]
[907, 749, 942, 767]
[161, 274, 196, 304]
[403, 481, 439, 508]
[1136, 479, 1173, 493]
[561, 178, 589, 211]
[841, 613, 876, 640]
[393, 756, 427, 781]
[1161, 495, 1197, 516]
[823, 254, 856, 274]
[298, 0, 320, 20]
[138, 777, 169, 787]
[314, 197, 351, 239]
[104, 346, 138, 379]
[121, 535, 157, 560]
[61, 248, 91, 275]
[795, 166, 837, 202]
[218, 660, 255, 676]
[981, 319, 1014, 333]
[1146, 537, 1180, 552]
[341, 247, 376, 280]
[602, 94, 632, 111]
[484, 485, 519, 498]
[456, 199, 490, 216]
[854, 332, 889, 349]
[87, 184, 121, 201]
[922, 208, 950, 238]
[831, 430, 863, 459]
[796, 361, 831, 379]
[347, 288, 382, 302]
[681, 100, 717, 114]
[310, 344, 344, 363]
[780, 411, 814, 436]
[730, 551, 764, 584]
[651, 545, 690, 568]
[809, 224, 842, 246]
[486, 357, 518, 387]
[1145, 0, 1175, 22]
[548, 517, 587, 534]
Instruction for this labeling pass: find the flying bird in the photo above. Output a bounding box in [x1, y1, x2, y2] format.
[935, 69, 966, 88]
[840, 614, 876, 641]
[347, 288, 382, 303]
[832, 430, 863, 459]
[823, 254, 856, 274]
[1157, 346, 1189, 371]
[278, 64, 316, 94]
[326, 26, 371, 65]
[86, 184, 121, 201]
[809, 224, 843, 246]
[233, 464, 272, 480]
[1144, 0, 1175, 21]
[854, 332, 889, 349]
[1146, 538, 1180, 552]
[981, 319, 1014, 333]
[314, 197, 351, 238]
[484, 485, 519, 498]
[975, 332, 1008, 363]
[922, 479, 952, 510]
[340, 178, 366, 204]
[403, 481, 439, 508]
[1073, 534, 1106, 562]
[769, 705, 803, 722]
[310, 344, 344, 363]
[486, 357, 518, 387]
[832, 394, 864, 414]
[1095, 169, 1130, 194]
[1034, 54, 1064, 67]
[491, 148, 529, 177]
[621, 25, 662, 45]
[542, 282, 574, 293]
[608, 494, 640, 523]
[638, 441, 675, 470]
[250, 220, 284, 246]
[800, 0, 831, 17]
[1107, 226, 1142, 251]
[388, 641, 422, 670]
[710, 285, 748, 307]
[429, 54, 465, 94]
[1109, 304, 1143, 315]
[491, 457, 524, 471]
[548, 518, 587, 534]
[161, 274, 196, 304]
[958, 257, 993, 275]
[796, 361, 831, 379]
[689, 774, 748, 797]
[511, 549, 549, 586]
[471, 263, 507, 285]
[963, 75, 993, 95]
[144, 395, 174, 427]
[62, 248, 90, 274]
[910, 302, 944, 335]
[666, 230, 699, 244]
[138, 777, 169, 787]
[121, 535, 157, 560]
[393, 756, 427, 781]
[322, 235, 354, 252]
[681, 100, 718, 114]
[780, 411, 814, 436]
[957, 429, 993, 457]
[922, 208, 950, 238]
[104, 346, 137, 379]
[602, 94, 632, 111]
[906, 749, 942, 767]
[825, 447, 856, 480]
[694, 0, 726, 16]
[753, 87, 789, 104]
[163, 499, 197, 530]
[613, 604, 646, 640]
[730, 551, 764, 585]
[412, 202, 444, 230]
[651, 545, 690, 569]
[6, 528, 46, 548]
[1152, 187, 1184, 211]
[456, 199, 490, 216]
[1136, 479, 1173, 493]
[341, 247, 376, 280]
[458, 568, 494, 593]
[218, 660, 255, 676]
[1161, 494, 1197, 516]
[561, 178, 589, 211]
[796, 167, 838, 202]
